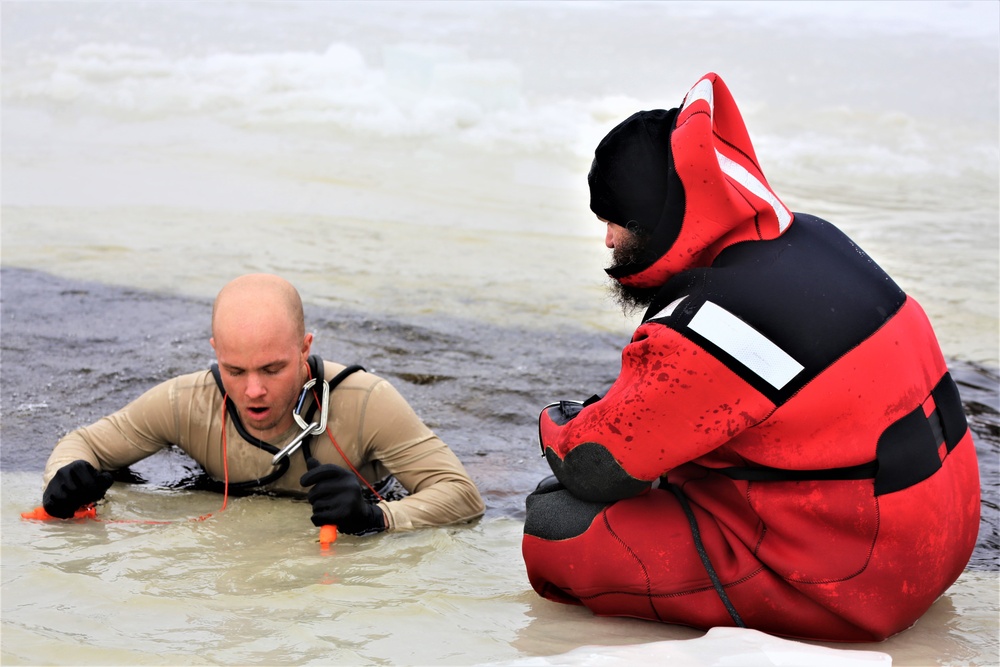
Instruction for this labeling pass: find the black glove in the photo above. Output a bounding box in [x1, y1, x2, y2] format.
[42, 460, 114, 519]
[300, 458, 385, 535]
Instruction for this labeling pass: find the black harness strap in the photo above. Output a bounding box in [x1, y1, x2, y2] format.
[209, 356, 365, 491]
[717, 461, 878, 482]
[874, 371, 967, 495]
[714, 372, 967, 497]
[299, 363, 365, 461]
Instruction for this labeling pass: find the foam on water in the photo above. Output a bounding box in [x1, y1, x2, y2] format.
[4, 1, 997, 156]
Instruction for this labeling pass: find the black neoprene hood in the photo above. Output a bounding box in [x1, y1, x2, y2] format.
[587, 108, 678, 234]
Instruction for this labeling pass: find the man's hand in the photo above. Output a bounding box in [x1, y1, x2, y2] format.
[300, 458, 385, 535]
[42, 460, 114, 519]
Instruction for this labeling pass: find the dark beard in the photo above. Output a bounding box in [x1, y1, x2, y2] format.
[609, 280, 660, 316]
[606, 228, 660, 316]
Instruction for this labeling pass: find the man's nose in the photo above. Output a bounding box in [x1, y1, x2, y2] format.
[245, 373, 267, 398]
[605, 224, 615, 248]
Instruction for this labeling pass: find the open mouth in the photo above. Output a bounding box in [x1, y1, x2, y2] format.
[246, 406, 269, 419]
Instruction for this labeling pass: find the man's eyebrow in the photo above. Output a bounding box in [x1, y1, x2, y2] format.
[262, 361, 289, 371]
[221, 360, 289, 372]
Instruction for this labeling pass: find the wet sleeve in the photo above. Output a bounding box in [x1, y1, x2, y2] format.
[357, 380, 485, 531]
[539, 323, 774, 502]
[43, 378, 184, 486]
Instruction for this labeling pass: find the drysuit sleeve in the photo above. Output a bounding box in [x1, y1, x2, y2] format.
[539, 322, 774, 502]
[355, 379, 485, 531]
[42, 374, 204, 487]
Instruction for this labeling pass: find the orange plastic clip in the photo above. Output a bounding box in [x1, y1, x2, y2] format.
[319, 524, 338, 549]
[21, 505, 97, 521]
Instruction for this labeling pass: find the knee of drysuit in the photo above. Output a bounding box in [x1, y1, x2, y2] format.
[524, 484, 611, 541]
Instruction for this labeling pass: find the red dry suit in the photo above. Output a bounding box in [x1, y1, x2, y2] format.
[521, 72, 980, 642]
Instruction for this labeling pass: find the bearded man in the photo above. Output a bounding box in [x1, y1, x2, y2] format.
[521, 72, 980, 642]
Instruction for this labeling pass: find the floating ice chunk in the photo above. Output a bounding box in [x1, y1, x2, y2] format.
[428, 60, 522, 111]
[383, 43, 521, 112]
[486, 627, 892, 667]
[383, 43, 466, 100]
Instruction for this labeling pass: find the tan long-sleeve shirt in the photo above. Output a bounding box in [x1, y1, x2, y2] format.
[43, 361, 484, 530]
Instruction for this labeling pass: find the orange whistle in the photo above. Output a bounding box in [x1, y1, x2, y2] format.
[21, 505, 97, 521]
[319, 524, 338, 549]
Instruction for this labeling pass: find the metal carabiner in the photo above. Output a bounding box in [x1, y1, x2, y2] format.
[271, 377, 330, 466]
[293, 378, 329, 434]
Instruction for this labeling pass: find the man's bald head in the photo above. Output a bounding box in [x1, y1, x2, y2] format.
[212, 273, 306, 342]
[210, 273, 312, 439]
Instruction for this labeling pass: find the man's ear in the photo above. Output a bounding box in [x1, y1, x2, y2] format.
[301, 332, 314, 357]
[210, 337, 216, 351]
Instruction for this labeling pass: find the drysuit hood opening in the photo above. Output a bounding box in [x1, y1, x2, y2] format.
[591, 73, 793, 289]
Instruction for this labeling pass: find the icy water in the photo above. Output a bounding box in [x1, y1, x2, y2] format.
[2, 1, 998, 665]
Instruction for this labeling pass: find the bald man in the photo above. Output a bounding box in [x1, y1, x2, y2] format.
[40, 274, 484, 534]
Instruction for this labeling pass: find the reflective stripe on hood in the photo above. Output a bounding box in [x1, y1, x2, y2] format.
[608, 72, 793, 289]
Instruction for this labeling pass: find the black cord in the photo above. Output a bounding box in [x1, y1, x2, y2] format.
[668, 483, 746, 628]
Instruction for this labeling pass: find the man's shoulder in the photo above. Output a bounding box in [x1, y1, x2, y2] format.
[124, 370, 218, 414]
[161, 369, 219, 397]
[174, 368, 217, 386]
[319, 360, 384, 391]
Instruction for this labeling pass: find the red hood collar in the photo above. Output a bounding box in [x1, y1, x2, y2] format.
[607, 72, 793, 288]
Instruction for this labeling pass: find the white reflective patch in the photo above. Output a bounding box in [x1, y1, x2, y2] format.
[688, 301, 803, 389]
[682, 77, 715, 115]
[716, 150, 792, 232]
[648, 297, 687, 322]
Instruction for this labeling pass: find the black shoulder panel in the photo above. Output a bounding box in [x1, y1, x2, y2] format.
[642, 215, 906, 404]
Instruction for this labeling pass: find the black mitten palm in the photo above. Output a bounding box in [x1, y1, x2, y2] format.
[300, 458, 385, 535]
[42, 460, 114, 519]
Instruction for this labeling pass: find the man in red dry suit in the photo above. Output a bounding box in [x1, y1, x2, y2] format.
[521, 72, 980, 642]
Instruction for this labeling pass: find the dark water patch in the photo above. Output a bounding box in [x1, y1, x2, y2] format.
[2, 267, 997, 570]
[393, 372, 455, 386]
[950, 360, 1000, 572]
